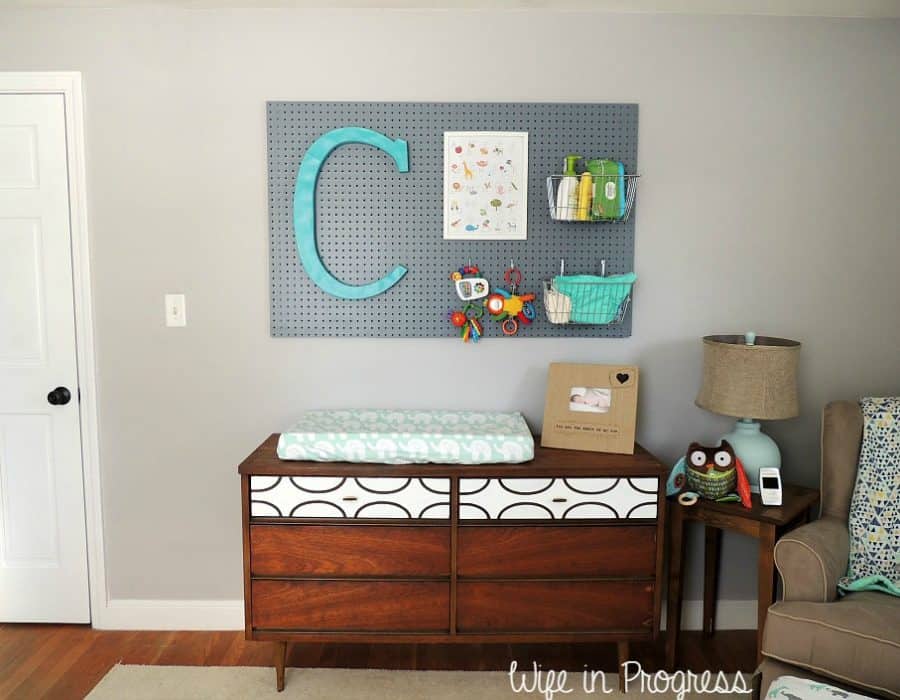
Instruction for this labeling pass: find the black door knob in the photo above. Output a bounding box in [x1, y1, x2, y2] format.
[47, 387, 72, 406]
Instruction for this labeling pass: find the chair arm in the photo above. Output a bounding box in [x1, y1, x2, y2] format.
[774, 517, 849, 603]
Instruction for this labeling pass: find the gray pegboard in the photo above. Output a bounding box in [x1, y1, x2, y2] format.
[268, 102, 638, 337]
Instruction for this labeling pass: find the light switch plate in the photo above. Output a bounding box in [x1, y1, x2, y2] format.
[164, 294, 187, 327]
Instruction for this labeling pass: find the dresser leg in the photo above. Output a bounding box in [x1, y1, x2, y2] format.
[665, 501, 685, 671]
[274, 641, 287, 692]
[617, 641, 628, 692]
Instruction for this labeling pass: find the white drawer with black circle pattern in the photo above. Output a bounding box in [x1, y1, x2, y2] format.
[249, 476, 450, 519]
[459, 477, 658, 520]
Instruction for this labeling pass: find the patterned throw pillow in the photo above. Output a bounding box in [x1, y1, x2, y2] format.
[767, 675, 879, 700]
[839, 397, 900, 596]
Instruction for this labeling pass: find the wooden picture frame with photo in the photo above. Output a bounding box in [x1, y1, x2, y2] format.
[541, 362, 639, 455]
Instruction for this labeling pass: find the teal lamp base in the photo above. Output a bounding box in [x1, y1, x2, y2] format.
[720, 418, 781, 493]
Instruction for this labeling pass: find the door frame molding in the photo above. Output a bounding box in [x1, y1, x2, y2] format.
[0, 72, 108, 627]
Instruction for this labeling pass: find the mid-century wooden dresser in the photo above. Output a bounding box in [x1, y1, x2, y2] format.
[239, 435, 667, 691]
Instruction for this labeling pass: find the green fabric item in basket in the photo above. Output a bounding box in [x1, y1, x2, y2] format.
[552, 273, 636, 324]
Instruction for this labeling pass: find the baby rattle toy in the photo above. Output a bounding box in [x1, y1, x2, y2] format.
[450, 263, 489, 301]
[448, 262, 488, 343]
[449, 303, 483, 343]
[666, 440, 752, 509]
[484, 262, 536, 336]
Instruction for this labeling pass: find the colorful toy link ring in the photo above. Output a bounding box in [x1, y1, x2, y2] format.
[677, 491, 700, 507]
[521, 302, 536, 322]
[504, 267, 522, 288]
[464, 303, 483, 320]
[501, 317, 519, 336]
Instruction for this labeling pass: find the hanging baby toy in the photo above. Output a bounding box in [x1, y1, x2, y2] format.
[450, 263, 490, 302]
[449, 263, 488, 343]
[484, 261, 536, 336]
[449, 304, 484, 343]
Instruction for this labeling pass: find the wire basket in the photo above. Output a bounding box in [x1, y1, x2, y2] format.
[546, 174, 639, 222]
[543, 277, 633, 325]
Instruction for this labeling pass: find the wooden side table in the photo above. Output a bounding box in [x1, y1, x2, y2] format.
[665, 483, 820, 669]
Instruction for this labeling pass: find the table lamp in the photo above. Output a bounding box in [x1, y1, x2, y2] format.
[695, 332, 800, 493]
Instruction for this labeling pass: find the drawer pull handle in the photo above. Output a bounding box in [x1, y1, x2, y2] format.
[342, 496, 358, 502]
[552, 498, 567, 503]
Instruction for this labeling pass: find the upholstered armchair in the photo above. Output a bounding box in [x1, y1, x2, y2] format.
[758, 401, 900, 698]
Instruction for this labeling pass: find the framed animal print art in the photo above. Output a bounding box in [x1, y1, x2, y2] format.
[443, 131, 528, 240]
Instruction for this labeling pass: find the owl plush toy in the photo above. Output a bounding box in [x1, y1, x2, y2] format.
[666, 440, 752, 509]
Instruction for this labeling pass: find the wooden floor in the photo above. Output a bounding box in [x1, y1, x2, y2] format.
[0, 625, 757, 699]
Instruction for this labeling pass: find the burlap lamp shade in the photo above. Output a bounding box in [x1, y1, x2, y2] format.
[695, 333, 800, 492]
[696, 335, 800, 420]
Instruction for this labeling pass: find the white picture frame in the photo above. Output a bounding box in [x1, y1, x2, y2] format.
[443, 131, 528, 240]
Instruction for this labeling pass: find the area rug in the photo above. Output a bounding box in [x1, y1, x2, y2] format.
[87, 665, 752, 699]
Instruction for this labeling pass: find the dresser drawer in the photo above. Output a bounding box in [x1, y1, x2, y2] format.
[459, 477, 658, 520]
[249, 476, 450, 519]
[457, 581, 653, 633]
[250, 524, 450, 577]
[457, 525, 656, 578]
[251, 580, 449, 632]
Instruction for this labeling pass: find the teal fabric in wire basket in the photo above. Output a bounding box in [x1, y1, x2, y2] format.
[550, 273, 636, 324]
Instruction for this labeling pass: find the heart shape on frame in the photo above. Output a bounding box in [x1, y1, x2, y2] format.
[616, 372, 630, 384]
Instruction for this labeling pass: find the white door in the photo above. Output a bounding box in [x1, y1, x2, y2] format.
[0, 93, 90, 622]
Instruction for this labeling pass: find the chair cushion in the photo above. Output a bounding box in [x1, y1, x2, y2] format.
[762, 591, 900, 698]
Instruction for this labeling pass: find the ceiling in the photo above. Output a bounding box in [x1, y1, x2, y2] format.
[4, 0, 900, 15]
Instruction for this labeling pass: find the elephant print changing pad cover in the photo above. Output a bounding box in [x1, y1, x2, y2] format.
[277, 410, 534, 464]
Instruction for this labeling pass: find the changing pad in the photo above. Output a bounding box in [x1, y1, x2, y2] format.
[277, 409, 534, 464]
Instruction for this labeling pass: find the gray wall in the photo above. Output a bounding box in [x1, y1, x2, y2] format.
[1, 8, 898, 606]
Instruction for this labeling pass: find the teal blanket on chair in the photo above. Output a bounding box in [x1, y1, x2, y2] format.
[839, 397, 900, 597]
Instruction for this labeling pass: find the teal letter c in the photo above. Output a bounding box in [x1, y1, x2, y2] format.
[293, 127, 409, 299]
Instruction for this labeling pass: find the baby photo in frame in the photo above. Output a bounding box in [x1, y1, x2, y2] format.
[541, 363, 639, 455]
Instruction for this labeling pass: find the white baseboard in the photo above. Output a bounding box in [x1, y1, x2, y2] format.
[95, 598, 245, 631]
[95, 598, 758, 632]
